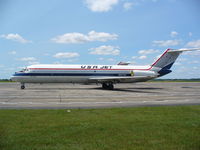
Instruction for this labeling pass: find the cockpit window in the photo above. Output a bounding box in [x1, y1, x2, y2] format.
[19, 68, 29, 72]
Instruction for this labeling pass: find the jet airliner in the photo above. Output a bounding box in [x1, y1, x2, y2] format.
[11, 48, 199, 90]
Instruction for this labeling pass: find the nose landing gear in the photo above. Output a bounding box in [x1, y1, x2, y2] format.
[21, 83, 25, 89]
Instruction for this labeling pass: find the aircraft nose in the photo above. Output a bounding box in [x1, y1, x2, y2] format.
[10, 76, 15, 81]
[10, 73, 17, 81]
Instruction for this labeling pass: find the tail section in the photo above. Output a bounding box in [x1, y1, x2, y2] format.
[151, 49, 181, 69]
[151, 48, 200, 77]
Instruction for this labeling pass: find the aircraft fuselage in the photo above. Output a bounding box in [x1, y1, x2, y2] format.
[11, 64, 158, 83]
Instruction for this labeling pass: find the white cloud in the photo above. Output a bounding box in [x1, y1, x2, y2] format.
[107, 58, 115, 61]
[138, 49, 159, 55]
[185, 40, 200, 48]
[52, 32, 88, 44]
[19, 57, 37, 61]
[89, 45, 120, 55]
[170, 31, 178, 38]
[0, 34, 31, 43]
[18, 57, 39, 65]
[98, 57, 115, 62]
[88, 31, 118, 42]
[51, 30, 118, 44]
[132, 55, 148, 61]
[68, 59, 79, 62]
[98, 57, 104, 61]
[84, 0, 118, 12]
[132, 56, 137, 59]
[98, 57, 115, 61]
[28, 61, 40, 65]
[9, 51, 17, 55]
[54, 52, 80, 58]
[138, 55, 147, 59]
[152, 40, 180, 47]
[123, 2, 133, 10]
[122, 0, 157, 10]
[183, 50, 200, 56]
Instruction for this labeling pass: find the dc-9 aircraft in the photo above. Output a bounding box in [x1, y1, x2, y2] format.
[11, 48, 199, 90]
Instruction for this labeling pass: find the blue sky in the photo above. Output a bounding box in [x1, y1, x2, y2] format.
[0, 0, 200, 79]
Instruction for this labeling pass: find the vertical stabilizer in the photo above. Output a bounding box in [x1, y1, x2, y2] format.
[151, 49, 182, 70]
[151, 48, 200, 76]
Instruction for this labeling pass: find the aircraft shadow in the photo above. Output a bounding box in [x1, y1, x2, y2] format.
[126, 87, 163, 90]
[28, 88, 96, 91]
[27, 87, 163, 94]
[94, 87, 163, 93]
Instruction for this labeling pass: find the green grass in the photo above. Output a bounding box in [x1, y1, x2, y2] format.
[0, 80, 14, 82]
[0, 106, 200, 150]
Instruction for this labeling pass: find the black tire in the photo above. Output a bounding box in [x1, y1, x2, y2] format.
[102, 83, 108, 89]
[21, 85, 25, 89]
[108, 83, 114, 90]
[102, 83, 114, 90]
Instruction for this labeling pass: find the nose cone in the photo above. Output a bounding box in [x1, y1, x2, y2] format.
[10, 76, 16, 82]
[10, 73, 18, 82]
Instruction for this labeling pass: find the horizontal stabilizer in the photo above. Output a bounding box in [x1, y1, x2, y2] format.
[168, 48, 200, 53]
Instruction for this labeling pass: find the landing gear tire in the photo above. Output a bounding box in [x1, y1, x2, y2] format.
[21, 84, 25, 90]
[108, 83, 114, 90]
[102, 83, 107, 89]
[102, 83, 114, 90]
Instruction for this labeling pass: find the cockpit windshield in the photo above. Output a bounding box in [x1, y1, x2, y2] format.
[19, 68, 29, 72]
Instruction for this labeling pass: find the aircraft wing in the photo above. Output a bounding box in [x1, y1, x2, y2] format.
[89, 76, 156, 83]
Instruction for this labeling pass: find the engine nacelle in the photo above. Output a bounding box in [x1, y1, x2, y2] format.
[132, 70, 158, 77]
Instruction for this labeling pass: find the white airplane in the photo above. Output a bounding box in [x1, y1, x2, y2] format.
[11, 48, 199, 90]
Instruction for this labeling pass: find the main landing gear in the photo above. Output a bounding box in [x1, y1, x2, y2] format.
[21, 83, 25, 89]
[102, 82, 114, 90]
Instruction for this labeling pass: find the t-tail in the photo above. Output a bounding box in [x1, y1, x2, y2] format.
[150, 48, 200, 77]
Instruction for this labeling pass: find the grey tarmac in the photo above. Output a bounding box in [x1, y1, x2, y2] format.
[0, 82, 200, 109]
